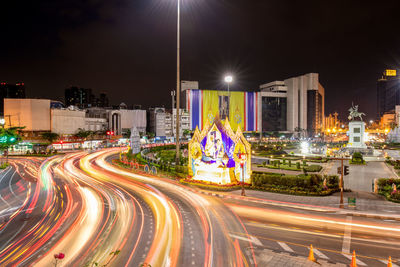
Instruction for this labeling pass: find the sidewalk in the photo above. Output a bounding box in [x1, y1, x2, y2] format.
[255, 248, 345, 267]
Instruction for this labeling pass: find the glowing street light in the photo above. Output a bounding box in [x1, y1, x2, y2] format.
[224, 75, 233, 94]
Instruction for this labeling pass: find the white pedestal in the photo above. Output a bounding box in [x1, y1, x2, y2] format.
[347, 121, 366, 148]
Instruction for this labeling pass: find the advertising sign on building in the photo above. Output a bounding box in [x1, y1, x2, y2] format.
[385, 69, 397, 77]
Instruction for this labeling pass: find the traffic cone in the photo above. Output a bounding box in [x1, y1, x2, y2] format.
[388, 256, 392, 267]
[308, 244, 316, 262]
[350, 250, 357, 267]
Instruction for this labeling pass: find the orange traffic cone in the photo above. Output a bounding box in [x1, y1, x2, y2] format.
[308, 244, 316, 262]
[350, 250, 357, 267]
[388, 256, 392, 267]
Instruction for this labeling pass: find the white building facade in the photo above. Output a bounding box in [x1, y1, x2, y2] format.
[4, 98, 146, 137]
[165, 109, 190, 137]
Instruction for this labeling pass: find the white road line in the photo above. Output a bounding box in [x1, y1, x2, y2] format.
[0, 221, 27, 251]
[342, 254, 367, 266]
[342, 216, 352, 254]
[277, 242, 294, 252]
[0, 167, 13, 207]
[229, 234, 263, 246]
[379, 259, 399, 267]
[313, 248, 329, 260]
[9, 169, 18, 198]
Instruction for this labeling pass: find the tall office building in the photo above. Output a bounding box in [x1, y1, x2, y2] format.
[65, 87, 94, 108]
[65, 87, 110, 108]
[259, 73, 325, 135]
[0, 82, 26, 115]
[259, 81, 287, 132]
[377, 70, 400, 119]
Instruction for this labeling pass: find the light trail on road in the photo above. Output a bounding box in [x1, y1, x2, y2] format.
[88, 148, 257, 267]
[1, 149, 398, 266]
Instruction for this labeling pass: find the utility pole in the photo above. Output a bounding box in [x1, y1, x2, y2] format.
[340, 158, 344, 209]
[171, 90, 175, 139]
[333, 157, 349, 208]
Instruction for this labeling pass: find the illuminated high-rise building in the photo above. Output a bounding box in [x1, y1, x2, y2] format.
[377, 70, 400, 119]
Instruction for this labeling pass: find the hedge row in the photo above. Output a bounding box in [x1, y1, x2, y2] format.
[251, 171, 339, 193]
[258, 164, 323, 172]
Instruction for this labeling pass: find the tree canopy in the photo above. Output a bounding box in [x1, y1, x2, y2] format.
[41, 132, 60, 144]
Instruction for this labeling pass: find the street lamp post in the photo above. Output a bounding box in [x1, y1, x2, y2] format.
[224, 75, 233, 120]
[175, 0, 181, 165]
[224, 75, 233, 94]
[239, 153, 246, 196]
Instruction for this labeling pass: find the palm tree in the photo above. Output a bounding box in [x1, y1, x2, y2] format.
[74, 128, 94, 140]
[41, 132, 60, 144]
[0, 127, 22, 163]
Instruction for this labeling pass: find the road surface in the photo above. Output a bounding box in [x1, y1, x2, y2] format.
[0, 150, 398, 266]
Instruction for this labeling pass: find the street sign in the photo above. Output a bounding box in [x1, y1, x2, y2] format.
[348, 197, 356, 207]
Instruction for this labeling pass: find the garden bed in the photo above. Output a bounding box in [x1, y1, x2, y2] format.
[251, 171, 339, 196]
[377, 178, 400, 203]
[257, 163, 323, 172]
[180, 179, 244, 191]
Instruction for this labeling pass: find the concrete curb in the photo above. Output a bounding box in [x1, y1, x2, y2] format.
[337, 210, 400, 221]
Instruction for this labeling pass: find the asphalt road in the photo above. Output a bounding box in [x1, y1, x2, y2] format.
[326, 160, 394, 191]
[0, 151, 399, 266]
[224, 196, 400, 266]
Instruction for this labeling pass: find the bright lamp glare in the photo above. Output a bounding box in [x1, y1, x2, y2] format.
[224, 75, 233, 83]
[301, 141, 309, 154]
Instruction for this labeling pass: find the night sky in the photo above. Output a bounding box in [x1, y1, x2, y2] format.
[1, 0, 400, 120]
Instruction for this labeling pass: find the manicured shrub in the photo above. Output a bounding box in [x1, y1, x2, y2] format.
[303, 165, 323, 172]
[250, 171, 339, 195]
[391, 191, 400, 201]
[351, 152, 364, 164]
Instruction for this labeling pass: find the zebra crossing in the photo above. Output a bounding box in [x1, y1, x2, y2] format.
[242, 234, 399, 267]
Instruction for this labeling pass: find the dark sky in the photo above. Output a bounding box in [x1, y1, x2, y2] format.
[1, 0, 400, 120]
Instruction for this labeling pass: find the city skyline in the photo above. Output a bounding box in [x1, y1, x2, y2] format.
[1, 0, 400, 119]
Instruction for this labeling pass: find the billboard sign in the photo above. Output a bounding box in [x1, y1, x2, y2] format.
[385, 69, 397, 77]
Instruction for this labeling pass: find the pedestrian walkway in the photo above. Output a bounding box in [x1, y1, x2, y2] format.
[253, 238, 398, 267]
[255, 248, 345, 267]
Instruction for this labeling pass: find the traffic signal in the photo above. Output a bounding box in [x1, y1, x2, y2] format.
[337, 167, 341, 175]
[110, 131, 114, 135]
[344, 165, 349, 176]
[107, 131, 111, 135]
